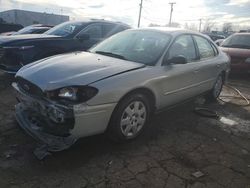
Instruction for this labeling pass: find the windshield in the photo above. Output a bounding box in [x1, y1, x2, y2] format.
[45, 22, 84, 37]
[221, 34, 250, 49]
[14, 26, 34, 35]
[12, 28, 47, 35]
[90, 30, 171, 65]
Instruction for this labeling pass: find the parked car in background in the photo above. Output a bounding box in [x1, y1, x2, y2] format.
[0, 23, 23, 34]
[239, 29, 250, 33]
[204, 33, 225, 41]
[0, 19, 130, 73]
[220, 33, 250, 74]
[215, 39, 224, 46]
[12, 24, 53, 35]
[0, 31, 17, 36]
[0, 24, 53, 36]
[13, 28, 230, 152]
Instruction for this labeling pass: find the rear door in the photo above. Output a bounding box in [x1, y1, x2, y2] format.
[159, 34, 201, 107]
[192, 35, 222, 93]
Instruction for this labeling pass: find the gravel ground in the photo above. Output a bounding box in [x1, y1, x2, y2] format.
[0, 72, 249, 188]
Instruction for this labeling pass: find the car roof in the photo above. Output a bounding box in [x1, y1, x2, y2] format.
[131, 27, 205, 37]
[65, 19, 131, 28]
[234, 32, 250, 36]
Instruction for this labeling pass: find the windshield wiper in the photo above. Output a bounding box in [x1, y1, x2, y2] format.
[95, 51, 128, 60]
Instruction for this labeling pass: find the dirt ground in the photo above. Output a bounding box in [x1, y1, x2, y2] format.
[0, 72, 249, 188]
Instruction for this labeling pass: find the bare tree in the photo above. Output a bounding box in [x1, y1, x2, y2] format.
[184, 23, 198, 31]
[203, 19, 215, 32]
[222, 23, 233, 33]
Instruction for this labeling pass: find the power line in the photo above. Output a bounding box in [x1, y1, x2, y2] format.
[169, 2, 176, 26]
[138, 0, 143, 28]
[199, 18, 202, 32]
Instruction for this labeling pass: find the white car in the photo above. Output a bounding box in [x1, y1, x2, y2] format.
[13, 28, 230, 152]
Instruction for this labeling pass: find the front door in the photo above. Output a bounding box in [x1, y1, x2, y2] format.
[158, 34, 200, 108]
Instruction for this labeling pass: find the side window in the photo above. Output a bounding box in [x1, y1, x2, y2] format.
[102, 24, 116, 38]
[194, 36, 215, 59]
[168, 35, 197, 62]
[78, 24, 102, 39]
[115, 26, 129, 33]
[210, 43, 219, 56]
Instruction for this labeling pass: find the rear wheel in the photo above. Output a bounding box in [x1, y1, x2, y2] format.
[206, 74, 223, 102]
[107, 93, 151, 142]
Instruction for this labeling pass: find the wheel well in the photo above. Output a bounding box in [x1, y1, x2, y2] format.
[118, 88, 156, 112]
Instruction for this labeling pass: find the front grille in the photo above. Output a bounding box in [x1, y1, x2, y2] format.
[230, 56, 245, 64]
[17, 77, 44, 97]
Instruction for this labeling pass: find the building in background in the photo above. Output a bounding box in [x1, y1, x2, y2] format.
[0, 9, 69, 26]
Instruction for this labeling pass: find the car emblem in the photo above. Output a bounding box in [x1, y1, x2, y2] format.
[23, 84, 30, 91]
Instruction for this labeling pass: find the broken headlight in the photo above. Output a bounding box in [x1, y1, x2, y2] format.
[47, 86, 98, 103]
[59, 87, 78, 101]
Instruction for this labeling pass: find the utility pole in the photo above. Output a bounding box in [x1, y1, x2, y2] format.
[137, 0, 143, 28]
[199, 18, 202, 32]
[169, 2, 176, 27]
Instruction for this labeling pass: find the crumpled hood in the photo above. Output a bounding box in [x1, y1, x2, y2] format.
[16, 52, 145, 91]
[0, 34, 61, 44]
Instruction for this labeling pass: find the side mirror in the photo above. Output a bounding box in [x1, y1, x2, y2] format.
[77, 34, 90, 40]
[164, 56, 188, 65]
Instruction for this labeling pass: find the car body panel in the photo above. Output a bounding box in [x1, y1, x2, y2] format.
[72, 103, 117, 138]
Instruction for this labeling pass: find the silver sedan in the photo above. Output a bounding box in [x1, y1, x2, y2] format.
[13, 28, 230, 152]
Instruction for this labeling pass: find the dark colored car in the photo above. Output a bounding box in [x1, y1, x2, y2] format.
[220, 33, 250, 74]
[0, 24, 53, 36]
[0, 20, 130, 73]
[12, 24, 53, 35]
[0, 23, 23, 34]
[204, 33, 225, 41]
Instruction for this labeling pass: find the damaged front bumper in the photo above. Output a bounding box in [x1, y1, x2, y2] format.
[15, 103, 76, 152]
[13, 82, 117, 155]
[13, 82, 77, 152]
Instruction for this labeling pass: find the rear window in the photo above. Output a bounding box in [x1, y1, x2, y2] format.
[221, 34, 250, 49]
[194, 36, 215, 59]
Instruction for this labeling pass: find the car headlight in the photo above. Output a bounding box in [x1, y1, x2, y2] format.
[47, 86, 98, 103]
[58, 87, 78, 100]
[3, 46, 34, 50]
[245, 58, 250, 63]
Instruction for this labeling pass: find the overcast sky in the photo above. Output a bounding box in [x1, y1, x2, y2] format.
[0, 0, 250, 29]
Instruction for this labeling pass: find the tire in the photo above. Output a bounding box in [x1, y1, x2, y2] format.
[107, 93, 151, 142]
[206, 74, 223, 102]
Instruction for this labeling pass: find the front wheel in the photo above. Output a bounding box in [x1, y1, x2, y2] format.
[107, 93, 151, 142]
[206, 74, 223, 102]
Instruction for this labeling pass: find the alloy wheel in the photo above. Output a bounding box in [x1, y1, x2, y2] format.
[120, 101, 147, 138]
